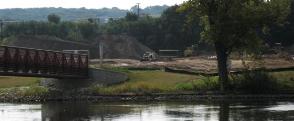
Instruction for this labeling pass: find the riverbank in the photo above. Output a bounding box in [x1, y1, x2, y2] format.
[2, 93, 294, 102]
[1, 70, 294, 102]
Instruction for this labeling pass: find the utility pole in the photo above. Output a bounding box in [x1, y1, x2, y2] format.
[0, 20, 3, 41]
[136, 3, 140, 17]
[99, 42, 103, 68]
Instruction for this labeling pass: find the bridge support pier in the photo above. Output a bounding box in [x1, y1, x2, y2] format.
[40, 68, 128, 92]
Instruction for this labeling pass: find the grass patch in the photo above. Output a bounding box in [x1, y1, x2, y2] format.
[228, 71, 294, 93]
[93, 70, 294, 94]
[0, 76, 46, 97]
[0, 76, 40, 88]
[21, 86, 48, 96]
[106, 67, 130, 73]
[230, 71, 279, 93]
[0, 86, 48, 96]
[92, 70, 201, 94]
[175, 76, 219, 91]
[271, 71, 294, 89]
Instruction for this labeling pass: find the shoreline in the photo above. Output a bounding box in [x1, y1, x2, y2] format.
[1, 93, 294, 103]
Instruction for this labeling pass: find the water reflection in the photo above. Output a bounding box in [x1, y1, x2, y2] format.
[219, 102, 229, 121]
[42, 102, 135, 121]
[1, 101, 294, 121]
[0, 103, 41, 121]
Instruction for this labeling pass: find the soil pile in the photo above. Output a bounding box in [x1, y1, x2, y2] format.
[3, 35, 154, 59]
[97, 34, 155, 59]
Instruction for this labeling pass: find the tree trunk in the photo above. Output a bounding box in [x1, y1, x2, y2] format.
[215, 41, 229, 92]
[219, 101, 229, 121]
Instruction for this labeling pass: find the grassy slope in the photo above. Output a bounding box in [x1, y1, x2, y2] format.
[94, 70, 294, 95]
[0, 76, 40, 88]
[272, 71, 294, 89]
[94, 71, 202, 94]
[0, 76, 48, 97]
[0, 70, 294, 95]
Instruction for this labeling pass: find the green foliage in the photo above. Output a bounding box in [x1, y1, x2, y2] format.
[193, 77, 219, 90]
[21, 86, 48, 96]
[268, 71, 294, 89]
[102, 5, 202, 50]
[89, 70, 294, 95]
[125, 12, 138, 21]
[230, 71, 280, 93]
[180, 0, 291, 91]
[0, 76, 40, 88]
[176, 76, 219, 91]
[0, 6, 168, 21]
[47, 14, 61, 24]
[3, 21, 100, 42]
[92, 71, 200, 94]
[181, 0, 291, 53]
[130, 5, 169, 17]
[267, 1, 294, 47]
[0, 86, 48, 97]
[2, 5, 203, 51]
[175, 83, 195, 90]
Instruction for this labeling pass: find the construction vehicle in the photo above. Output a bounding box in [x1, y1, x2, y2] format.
[141, 52, 157, 61]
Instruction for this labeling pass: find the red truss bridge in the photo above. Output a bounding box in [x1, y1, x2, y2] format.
[0, 46, 89, 79]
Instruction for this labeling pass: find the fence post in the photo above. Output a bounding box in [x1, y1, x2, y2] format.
[3, 46, 9, 72]
[13, 48, 20, 72]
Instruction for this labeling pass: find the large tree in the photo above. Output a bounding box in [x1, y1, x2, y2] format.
[267, 0, 294, 47]
[180, 0, 291, 91]
[47, 14, 61, 24]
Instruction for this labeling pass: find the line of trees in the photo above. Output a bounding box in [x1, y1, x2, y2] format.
[2, 2, 294, 53]
[0, 6, 169, 21]
[181, 0, 291, 91]
[1, 2, 294, 91]
[103, 6, 202, 51]
[2, 13, 102, 42]
[2, 6, 202, 51]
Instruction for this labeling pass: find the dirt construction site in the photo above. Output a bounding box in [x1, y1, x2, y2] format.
[8, 35, 293, 74]
[90, 56, 294, 73]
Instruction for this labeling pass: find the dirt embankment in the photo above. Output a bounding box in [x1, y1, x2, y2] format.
[96, 35, 155, 59]
[3, 35, 154, 59]
[91, 57, 294, 73]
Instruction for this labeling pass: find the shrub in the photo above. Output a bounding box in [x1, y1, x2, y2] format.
[175, 76, 219, 91]
[22, 86, 49, 96]
[230, 71, 279, 94]
[193, 76, 219, 91]
[184, 47, 193, 57]
[175, 82, 194, 91]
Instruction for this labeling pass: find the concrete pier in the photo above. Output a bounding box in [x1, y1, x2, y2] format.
[40, 68, 128, 91]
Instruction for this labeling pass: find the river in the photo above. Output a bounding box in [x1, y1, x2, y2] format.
[0, 101, 294, 121]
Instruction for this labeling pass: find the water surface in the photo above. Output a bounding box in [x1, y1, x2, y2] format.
[1, 101, 294, 121]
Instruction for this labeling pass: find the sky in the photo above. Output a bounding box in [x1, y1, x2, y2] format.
[0, 0, 187, 9]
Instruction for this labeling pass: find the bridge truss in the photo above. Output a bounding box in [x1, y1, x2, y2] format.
[0, 46, 89, 79]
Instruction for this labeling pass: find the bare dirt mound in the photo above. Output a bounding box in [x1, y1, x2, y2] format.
[4, 35, 154, 59]
[97, 34, 155, 59]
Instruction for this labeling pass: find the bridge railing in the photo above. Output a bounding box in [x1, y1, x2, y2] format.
[0, 46, 89, 78]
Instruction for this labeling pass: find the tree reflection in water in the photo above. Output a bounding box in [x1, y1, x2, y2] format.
[219, 101, 229, 121]
[13, 101, 292, 121]
[41, 102, 134, 121]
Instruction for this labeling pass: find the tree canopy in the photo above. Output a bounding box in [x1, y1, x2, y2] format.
[180, 0, 291, 91]
[2, 6, 202, 51]
[47, 14, 61, 24]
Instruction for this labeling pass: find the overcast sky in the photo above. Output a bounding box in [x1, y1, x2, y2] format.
[0, 0, 187, 9]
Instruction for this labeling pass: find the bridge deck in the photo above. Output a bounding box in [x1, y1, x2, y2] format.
[0, 46, 89, 79]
